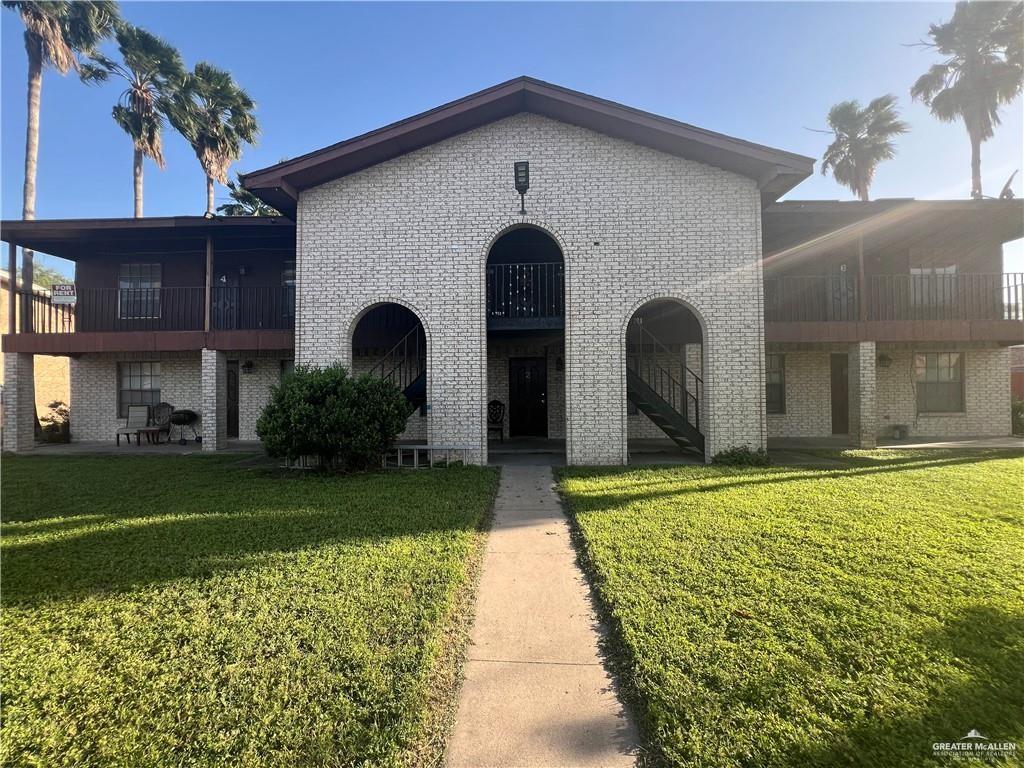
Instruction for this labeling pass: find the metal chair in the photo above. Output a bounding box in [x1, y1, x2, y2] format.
[152, 402, 173, 444]
[487, 400, 505, 442]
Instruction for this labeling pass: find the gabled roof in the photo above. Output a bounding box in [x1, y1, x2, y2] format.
[241, 76, 815, 218]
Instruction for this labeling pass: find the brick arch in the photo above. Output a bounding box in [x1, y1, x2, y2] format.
[478, 218, 573, 461]
[345, 298, 433, 444]
[619, 292, 713, 463]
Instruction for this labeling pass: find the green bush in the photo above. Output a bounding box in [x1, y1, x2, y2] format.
[256, 364, 411, 470]
[711, 445, 772, 466]
[1013, 398, 1024, 436]
[38, 400, 70, 444]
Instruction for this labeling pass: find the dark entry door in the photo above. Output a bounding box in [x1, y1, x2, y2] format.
[830, 353, 849, 434]
[226, 360, 240, 439]
[508, 357, 547, 437]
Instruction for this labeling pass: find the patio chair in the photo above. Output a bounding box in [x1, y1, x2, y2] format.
[152, 402, 173, 444]
[487, 400, 505, 443]
[116, 405, 150, 446]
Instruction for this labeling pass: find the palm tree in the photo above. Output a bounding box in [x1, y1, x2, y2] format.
[217, 172, 280, 216]
[820, 95, 909, 201]
[3, 1, 119, 222]
[2, 1, 118, 284]
[81, 24, 185, 217]
[911, 1, 1023, 199]
[169, 63, 259, 215]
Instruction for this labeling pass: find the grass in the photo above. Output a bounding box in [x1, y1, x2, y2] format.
[559, 450, 1024, 768]
[1, 455, 498, 768]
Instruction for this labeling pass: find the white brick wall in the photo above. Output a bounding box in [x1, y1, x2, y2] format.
[877, 346, 1011, 438]
[766, 344, 1012, 440]
[297, 113, 765, 464]
[69, 353, 202, 442]
[2, 353, 36, 451]
[765, 349, 834, 437]
[67, 350, 291, 444]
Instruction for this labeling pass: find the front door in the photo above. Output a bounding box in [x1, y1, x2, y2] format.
[508, 357, 547, 437]
[212, 271, 239, 330]
[226, 360, 240, 439]
[830, 353, 849, 434]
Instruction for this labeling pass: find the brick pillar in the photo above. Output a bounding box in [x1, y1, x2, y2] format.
[201, 348, 226, 451]
[848, 341, 877, 449]
[2, 353, 36, 452]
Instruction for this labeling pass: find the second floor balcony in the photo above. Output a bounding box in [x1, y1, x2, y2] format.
[764, 272, 1024, 344]
[486, 261, 565, 330]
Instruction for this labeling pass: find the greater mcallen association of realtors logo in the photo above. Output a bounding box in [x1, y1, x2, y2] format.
[933, 729, 1018, 761]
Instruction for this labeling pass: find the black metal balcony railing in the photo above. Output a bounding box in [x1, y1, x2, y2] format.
[764, 273, 1024, 323]
[487, 262, 564, 320]
[15, 286, 296, 334]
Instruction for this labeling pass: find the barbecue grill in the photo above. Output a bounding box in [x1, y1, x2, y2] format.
[169, 409, 202, 445]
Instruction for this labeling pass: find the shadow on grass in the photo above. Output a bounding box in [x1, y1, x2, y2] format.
[2, 459, 491, 606]
[783, 605, 1024, 768]
[564, 452, 1010, 514]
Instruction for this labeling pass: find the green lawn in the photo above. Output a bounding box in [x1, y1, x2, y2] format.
[559, 450, 1024, 768]
[1, 455, 497, 768]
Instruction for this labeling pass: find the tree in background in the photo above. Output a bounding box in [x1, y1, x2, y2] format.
[820, 95, 909, 201]
[81, 24, 185, 217]
[217, 172, 280, 216]
[18, 264, 71, 288]
[1, 1, 118, 293]
[169, 63, 259, 215]
[911, 1, 1023, 199]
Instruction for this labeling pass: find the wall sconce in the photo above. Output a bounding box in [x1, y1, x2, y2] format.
[555, 356, 564, 371]
[241, 360, 254, 374]
[514, 161, 529, 214]
[877, 354, 893, 368]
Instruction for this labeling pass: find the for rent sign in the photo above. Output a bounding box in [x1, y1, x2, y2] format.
[50, 284, 76, 305]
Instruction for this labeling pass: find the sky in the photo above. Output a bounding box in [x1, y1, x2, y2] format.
[2, 1, 1022, 278]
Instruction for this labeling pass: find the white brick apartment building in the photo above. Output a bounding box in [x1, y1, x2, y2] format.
[3, 78, 1022, 462]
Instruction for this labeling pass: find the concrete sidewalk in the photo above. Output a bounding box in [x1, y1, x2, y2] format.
[447, 466, 638, 767]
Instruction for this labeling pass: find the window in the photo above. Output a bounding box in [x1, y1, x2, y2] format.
[119, 263, 161, 319]
[911, 265, 957, 307]
[280, 359, 294, 379]
[915, 352, 964, 413]
[766, 353, 785, 414]
[281, 261, 296, 322]
[118, 361, 161, 418]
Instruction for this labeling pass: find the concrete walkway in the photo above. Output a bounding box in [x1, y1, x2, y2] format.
[447, 466, 637, 767]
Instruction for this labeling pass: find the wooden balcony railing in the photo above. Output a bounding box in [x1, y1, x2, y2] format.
[765, 273, 1024, 323]
[487, 262, 564, 321]
[11, 286, 296, 334]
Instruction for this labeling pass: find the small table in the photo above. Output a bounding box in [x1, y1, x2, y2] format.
[138, 427, 163, 445]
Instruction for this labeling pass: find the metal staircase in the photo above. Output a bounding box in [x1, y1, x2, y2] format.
[367, 324, 426, 408]
[626, 321, 705, 453]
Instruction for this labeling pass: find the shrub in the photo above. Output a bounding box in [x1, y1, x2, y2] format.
[256, 364, 411, 470]
[711, 445, 771, 466]
[38, 400, 70, 444]
[1013, 398, 1024, 436]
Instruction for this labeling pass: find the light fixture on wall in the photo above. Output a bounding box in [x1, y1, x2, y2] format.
[241, 360, 254, 374]
[514, 161, 530, 215]
[877, 354, 893, 368]
[556, 356, 564, 371]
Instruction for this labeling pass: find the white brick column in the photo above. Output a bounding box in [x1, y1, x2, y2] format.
[2, 353, 36, 452]
[848, 341, 877, 449]
[201, 348, 226, 451]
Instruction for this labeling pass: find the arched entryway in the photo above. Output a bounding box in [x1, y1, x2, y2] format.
[485, 226, 566, 457]
[625, 298, 705, 459]
[351, 302, 427, 440]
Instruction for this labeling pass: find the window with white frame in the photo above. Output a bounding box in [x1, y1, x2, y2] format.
[118, 263, 161, 319]
[914, 352, 964, 413]
[910, 265, 957, 307]
[117, 361, 162, 417]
